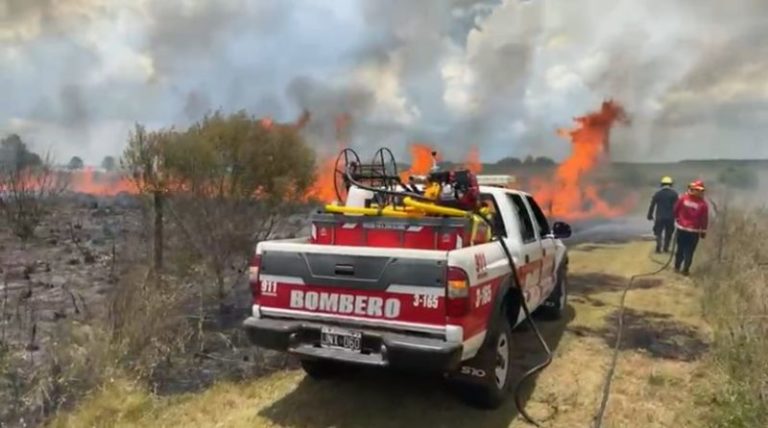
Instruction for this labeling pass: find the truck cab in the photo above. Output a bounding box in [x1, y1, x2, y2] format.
[244, 180, 571, 408]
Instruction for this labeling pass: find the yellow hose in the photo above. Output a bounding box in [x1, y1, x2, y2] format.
[325, 198, 492, 243]
[402, 197, 469, 217]
[324, 204, 424, 218]
[402, 197, 492, 245]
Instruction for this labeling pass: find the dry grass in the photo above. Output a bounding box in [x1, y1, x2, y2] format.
[51, 241, 717, 428]
[697, 207, 768, 427]
[0, 261, 197, 426]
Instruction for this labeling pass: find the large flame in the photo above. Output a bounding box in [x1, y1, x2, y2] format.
[307, 155, 340, 203]
[531, 100, 636, 220]
[405, 143, 438, 176]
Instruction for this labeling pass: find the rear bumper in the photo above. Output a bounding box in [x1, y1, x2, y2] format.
[243, 317, 463, 372]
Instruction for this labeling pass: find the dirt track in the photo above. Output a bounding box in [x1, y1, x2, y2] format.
[54, 240, 715, 428]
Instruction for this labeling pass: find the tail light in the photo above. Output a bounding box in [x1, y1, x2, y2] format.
[446, 266, 470, 317]
[249, 254, 262, 304]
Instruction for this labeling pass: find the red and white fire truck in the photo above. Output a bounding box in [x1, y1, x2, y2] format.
[244, 151, 572, 408]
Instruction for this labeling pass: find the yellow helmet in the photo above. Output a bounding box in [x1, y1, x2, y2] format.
[660, 176, 673, 185]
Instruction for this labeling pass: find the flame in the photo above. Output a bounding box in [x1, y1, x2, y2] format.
[306, 113, 353, 203]
[12, 102, 638, 225]
[464, 146, 482, 174]
[260, 117, 274, 130]
[531, 100, 636, 220]
[306, 155, 340, 203]
[406, 143, 438, 176]
[69, 168, 139, 196]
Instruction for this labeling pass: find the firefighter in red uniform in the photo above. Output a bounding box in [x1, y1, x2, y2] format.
[673, 180, 708, 275]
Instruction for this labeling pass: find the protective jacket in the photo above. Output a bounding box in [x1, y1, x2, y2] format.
[674, 193, 708, 233]
[647, 187, 678, 220]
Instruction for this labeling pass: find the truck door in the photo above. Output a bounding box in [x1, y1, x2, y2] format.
[506, 193, 543, 307]
[525, 195, 557, 297]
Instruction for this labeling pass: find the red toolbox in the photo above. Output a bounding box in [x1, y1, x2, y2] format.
[310, 212, 490, 250]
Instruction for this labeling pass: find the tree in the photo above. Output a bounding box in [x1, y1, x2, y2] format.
[122, 124, 178, 276]
[67, 156, 84, 170]
[123, 111, 315, 300]
[523, 155, 535, 165]
[534, 156, 556, 166]
[0, 134, 42, 171]
[495, 157, 522, 168]
[101, 156, 117, 172]
[522, 155, 555, 166]
[0, 135, 67, 240]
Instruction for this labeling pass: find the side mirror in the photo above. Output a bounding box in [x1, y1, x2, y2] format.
[552, 221, 572, 239]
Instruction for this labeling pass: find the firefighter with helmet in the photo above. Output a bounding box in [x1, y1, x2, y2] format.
[647, 176, 678, 253]
[673, 180, 709, 276]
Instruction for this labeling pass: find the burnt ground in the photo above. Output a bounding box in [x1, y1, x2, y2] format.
[0, 195, 311, 426]
[569, 307, 709, 362]
[1, 198, 138, 352]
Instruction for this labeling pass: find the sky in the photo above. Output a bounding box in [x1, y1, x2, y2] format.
[1, 0, 767, 165]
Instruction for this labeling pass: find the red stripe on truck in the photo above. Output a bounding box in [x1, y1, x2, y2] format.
[258, 283, 448, 326]
[448, 276, 505, 340]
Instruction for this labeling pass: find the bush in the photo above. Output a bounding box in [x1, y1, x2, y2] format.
[123, 111, 315, 300]
[0, 136, 68, 240]
[698, 206, 768, 427]
[718, 166, 759, 189]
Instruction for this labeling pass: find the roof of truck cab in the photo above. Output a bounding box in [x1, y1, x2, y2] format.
[479, 185, 532, 198]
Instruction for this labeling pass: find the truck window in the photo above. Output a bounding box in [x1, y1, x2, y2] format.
[508, 194, 536, 243]
[525, 195, 551, 236]
[480, 194, 506, 237]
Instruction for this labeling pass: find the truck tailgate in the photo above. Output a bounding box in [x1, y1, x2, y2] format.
[255, 241, 448, 333]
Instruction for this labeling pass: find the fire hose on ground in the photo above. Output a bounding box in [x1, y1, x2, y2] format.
[592, 231, 678, 428]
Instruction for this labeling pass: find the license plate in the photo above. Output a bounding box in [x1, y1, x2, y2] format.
[320, 327, 362, 352]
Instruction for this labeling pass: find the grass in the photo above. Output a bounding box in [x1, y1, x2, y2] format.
[697, 207, 768, 427]
[51, 379, 155, 428]
[50, 241, 718, 428]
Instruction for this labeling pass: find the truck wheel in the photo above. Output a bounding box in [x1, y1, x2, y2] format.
[454, 315, 514, 409]
[299, 358, 346, 379]
[537, 273, 567, 321]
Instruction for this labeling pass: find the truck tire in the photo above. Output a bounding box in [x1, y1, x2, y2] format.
[299, 358, 346, 379]
[536, 273, 567, 321]
[454, 314, 514, 409]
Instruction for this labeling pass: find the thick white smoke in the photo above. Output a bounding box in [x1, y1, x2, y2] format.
[1, 0, 766, 163]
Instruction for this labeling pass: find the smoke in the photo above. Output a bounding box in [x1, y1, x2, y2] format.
[284, 76, 376, 153]
[1, 0, 767, 164]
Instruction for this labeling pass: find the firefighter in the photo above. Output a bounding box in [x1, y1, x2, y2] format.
[647, 176, 678, 253]
[673, 180, 709, 276]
